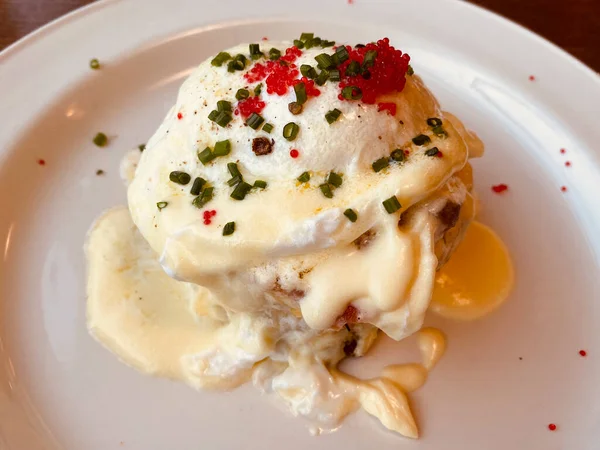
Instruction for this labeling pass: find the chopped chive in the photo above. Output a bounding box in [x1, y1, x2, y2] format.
[254, 180, 267, 189]
[319, 183, 333, 198]
[215, 111, 233, 127]
[93, 132, 108, 147]
[345, 60, 361, 77]
[249, 43, 263, 60]
[269, 48, 281, 60]
[288, 102, 303, 115]
[223, 222, 236, 236]
[293, 39, 305, 49]
[325, 108, 342, 124]
[246, 113, 265, 130]
[344, 209, 358, 222]
[390, 149, 406, 162]
[193, 187, 214, 208]
[227, 175, 242, 187]
[198, 147, 216, 165]
[329, 69, 340, 81]
[407, 65, 414, 76]
[138, 144, 146, 152]
[412, 134, 431, 146]
[213, 139, 231, 156]
[211, 52, 231, 67]
[301, 64, 318, 79]
[300, 32, 314, 42]
[236, 88, 250, 100]
[297, 171, 311, 183]
[327, 172, 343, 187]
[217, 100, 232, 112]
[208, 110, 219, 121]
[90, 58, 100, 70]
[227, 162, 241, 178]
[315, 53, 334, 69]
[427, 118, 442, 127]
[372, 157, 389, 172]
[231, 181, 253, 200]
[169, 171, 191, 185]
[254, 83, 263, 96]
[321, 40, 335, 48]
[425, 147, 440, 157]
[363, 50, 377, 68]
[383, 196, 402, 214]
[341, 86, 362, 100]
[315, 69, 329, 86]
[190, 177, 206, 195]
[262, 123, 274, 133]
[283, 122, 300, 141]
[332, 46, 349, 65]
[157, 201, 168, 210]
[294, 82, 307, 104]
[432, 126, 448, 138]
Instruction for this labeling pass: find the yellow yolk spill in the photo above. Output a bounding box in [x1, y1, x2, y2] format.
[430, 221, 514, 320]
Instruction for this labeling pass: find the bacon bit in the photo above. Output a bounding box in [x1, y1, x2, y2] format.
[37, 159, 46, 166]
[565, 161, 571, 167]
[338, 38, 410, 104]
[548, 424, 557, 431]
[335, 305, 360, 327]
[529, 75, 536, 81]
[237, 96, 266, 118]
[290, 149, 300, 158]
[492, 184, 508, 193]
[561, 186, 567, 192]
[377, 102, 397, 116]
[177, 112, 183, 120]
[579, 350, 587, 357]
[560, 148, 566, 154]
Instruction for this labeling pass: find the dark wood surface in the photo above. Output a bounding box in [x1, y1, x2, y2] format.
[1, 0, 598, 72]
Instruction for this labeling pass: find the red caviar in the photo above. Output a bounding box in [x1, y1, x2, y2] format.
[177, 112, 183, 120]
[237, 96, 266, 118]
[337, 38, 410, 104]
[37, 159, 46, 166]
[548, 424, 557, 431]
[579, 350, 587, 357]
[290, 149, 300, 158]
[492, 184, 508, 193]
[377, 102, 397, 116]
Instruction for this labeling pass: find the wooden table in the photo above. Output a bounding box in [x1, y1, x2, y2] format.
[1, 0, 598, 72]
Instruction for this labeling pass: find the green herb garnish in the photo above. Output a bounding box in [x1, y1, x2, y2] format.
[283, 122, 300, 141]
[297, 172, 311, 183]
[344, 209, 358, 222]
[223, 222, 236, 236]
[190, 177, 206, 196]
[325, 108, 342, 124]
[169, 171, 191, 185]
[246, 113, 265, 130]
[412, 134, 431, 146]
[372, 157, 389, 173]
[383, 196, 402, 214]
[236, 89, 250, 100]
[93, 132, 108, 147]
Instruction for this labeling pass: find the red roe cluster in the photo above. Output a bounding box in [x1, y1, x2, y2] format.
[244, 46, 306, 96]
[203, 210, 217, 225]
[236, 96, 266, 118]
[338, 38, 411, 104]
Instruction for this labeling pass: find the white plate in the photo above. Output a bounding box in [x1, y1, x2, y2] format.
[1, 0, 599, 448]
